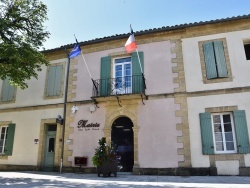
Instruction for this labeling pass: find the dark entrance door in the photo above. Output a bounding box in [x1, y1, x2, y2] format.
[111, 117, 134, 172]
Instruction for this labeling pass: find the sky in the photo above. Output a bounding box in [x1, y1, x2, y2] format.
[41, 0, 250, 50]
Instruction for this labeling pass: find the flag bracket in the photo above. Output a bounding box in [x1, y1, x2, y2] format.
[116, 96, 122, 107]
[142, 73, 147, 90]
[140, 93, 145, 105]
[92, 79, 99, 96]
[140, 93, 148, 105]
[92, 99, 99, 108]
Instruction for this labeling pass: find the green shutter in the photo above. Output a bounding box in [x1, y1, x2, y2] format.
[132, 51, 144, 93]
[7, 83, 15, 101]
[203, 42, 218, 79]
[1, 79, 10, 102]
[5, 123, 15, 155]
[54, 65, 63, 96]
[214, 41, 228, 78]
[233, 110, 250, 154]
[199, 112, 215, 155]
[1, 78, 14, 102]
[46, 66, 56, 96]
[100, 56, 111, 96]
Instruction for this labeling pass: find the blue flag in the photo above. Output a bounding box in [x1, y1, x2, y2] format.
[69, 42, 81, 58]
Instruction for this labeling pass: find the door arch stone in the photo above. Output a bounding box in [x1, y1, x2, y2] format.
[104, 109, 140, 169]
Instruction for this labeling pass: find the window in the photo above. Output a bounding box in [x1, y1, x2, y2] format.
[1, 77, 15, 102]
[113, 57, 132, 94]
[211, 113, 237, 154]
[203, 41, 228, 79]
[244, 43, 250, 60]
[199, 110, 250, 155]
[0, 126, 8, 154]
[99, 52, 144, 96]
[199, 38, 232, 84]
[0, 124, 15, 155]
[45, 65, 63, 97]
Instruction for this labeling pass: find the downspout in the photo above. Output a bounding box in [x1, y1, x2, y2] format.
[60, 54, 70, 173]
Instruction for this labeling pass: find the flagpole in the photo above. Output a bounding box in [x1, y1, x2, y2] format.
[79, 47, 99, 95]
[80, 51, 92, 79]
[135, 48, 143, 74]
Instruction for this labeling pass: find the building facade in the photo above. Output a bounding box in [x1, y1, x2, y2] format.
[0, 14, 250, 175]
[182, 15, 250, 176]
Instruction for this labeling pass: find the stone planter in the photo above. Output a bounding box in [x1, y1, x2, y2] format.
[97, 161, 118, 177]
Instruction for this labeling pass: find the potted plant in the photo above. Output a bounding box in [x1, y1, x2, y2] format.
[92, 137, 118, 177]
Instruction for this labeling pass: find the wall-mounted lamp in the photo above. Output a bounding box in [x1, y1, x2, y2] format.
[89, 106, 96, 113]
[71, 106, 78, 114]
[56, 115, 64, 125]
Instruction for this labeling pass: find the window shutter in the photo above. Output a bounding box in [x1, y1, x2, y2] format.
[54, 65, 63, 96]
[233, 110, 250, 154]
[7, 83, 15, 101]
[132, 51, 144, 93]
[214, 41, 228, 78]
[46, 66, 56, 96]
[5, 123, 16, 156]
[100, 56, 111, 96]
[1, 78, 15, 102]
[203, 42, 217, 79]
[1, 79, 10, 102]
[199, 112, 215, 154]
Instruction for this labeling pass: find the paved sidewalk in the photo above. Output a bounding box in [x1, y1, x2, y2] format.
[0, 171, 250, 187]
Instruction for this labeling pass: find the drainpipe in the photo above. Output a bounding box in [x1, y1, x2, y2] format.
[60, 53, 70, 173]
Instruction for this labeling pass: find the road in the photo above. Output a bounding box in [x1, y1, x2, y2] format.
[0, 171, 250, 187]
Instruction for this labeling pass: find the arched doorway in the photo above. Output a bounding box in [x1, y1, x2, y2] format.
[111, 117, 134, 172]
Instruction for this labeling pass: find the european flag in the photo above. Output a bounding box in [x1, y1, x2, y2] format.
[69, 41, 81, 58]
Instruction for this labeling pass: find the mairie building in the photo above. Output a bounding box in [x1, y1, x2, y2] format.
[0, 14, 250, 176]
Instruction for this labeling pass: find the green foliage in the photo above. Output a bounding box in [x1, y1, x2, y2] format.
[92, 137, 117, 167]
[0, 0, 50, 89]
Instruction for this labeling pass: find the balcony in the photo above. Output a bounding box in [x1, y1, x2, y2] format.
[92, 75, 146, 98]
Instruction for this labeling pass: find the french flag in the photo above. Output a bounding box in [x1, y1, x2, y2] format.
[125, 26, 137, 53]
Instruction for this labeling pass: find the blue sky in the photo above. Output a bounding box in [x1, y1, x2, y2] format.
[41, 0, 250, 50]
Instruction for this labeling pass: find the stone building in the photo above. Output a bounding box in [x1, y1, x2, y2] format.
[0, 14, 250, 176]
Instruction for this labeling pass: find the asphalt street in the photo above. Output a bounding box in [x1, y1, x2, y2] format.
[0, 171, 250, 188]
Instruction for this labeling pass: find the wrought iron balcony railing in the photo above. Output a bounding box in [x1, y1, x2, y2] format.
[92, 75, 145, 97]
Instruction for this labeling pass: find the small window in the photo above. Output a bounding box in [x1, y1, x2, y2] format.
[211, 113, 237, 154]
[244, 43, 250, 60]
[47, 125, 57, 132]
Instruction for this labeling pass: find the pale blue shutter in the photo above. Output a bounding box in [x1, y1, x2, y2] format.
[233, 110, 250, 154]
[46, 66, 56, 96]
[214, 41, 228, 78]
[100, 56, 111, 96]
[54, 65, 63, 96]
[199, 112, 215, 154]
[46, 65, 63, 96]
[1, 78, 14, 102]
[5, 123, 15, 155]
[203, 42, 217, 79]
[132, 52, 144, 93]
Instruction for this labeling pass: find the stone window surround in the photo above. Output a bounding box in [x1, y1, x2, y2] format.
[37, 119, 62, 168]
[205, 106, 246, 168]
[198, 38, 233, 84]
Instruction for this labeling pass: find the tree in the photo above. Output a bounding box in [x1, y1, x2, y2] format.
[0, 0, 50, 89]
